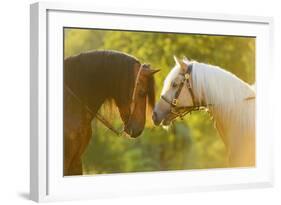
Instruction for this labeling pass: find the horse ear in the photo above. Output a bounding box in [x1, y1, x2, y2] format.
[174, 55, 186, 72]
[149, 69, 160, 75]
[143, 68, 160, 76]
[174, 55, 180, 67]
[183, 56, 189, 63]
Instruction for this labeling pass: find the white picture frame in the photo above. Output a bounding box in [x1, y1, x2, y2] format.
[30, 1, 274, 202]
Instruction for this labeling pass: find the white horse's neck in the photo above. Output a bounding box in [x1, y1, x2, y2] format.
[191, 62, 255, 166]
[191, 62, 255, 106]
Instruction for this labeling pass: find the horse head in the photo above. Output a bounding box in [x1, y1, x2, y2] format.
[153, 56, 195, 126]
[116, 63, 159, 138]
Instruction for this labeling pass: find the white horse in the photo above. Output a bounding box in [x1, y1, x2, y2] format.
[153, 56, 255, 167]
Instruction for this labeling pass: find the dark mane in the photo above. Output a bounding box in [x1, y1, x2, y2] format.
[64, 50, 140, 113]
[147, 69, 156, 110]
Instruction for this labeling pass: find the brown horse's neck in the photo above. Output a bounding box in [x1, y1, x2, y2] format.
[64, 86, 106, 117]
[64, 50, 137, 116]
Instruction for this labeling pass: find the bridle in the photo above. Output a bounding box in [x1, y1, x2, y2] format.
[65, 64, 145, 137]
[160, 63, 256, 122]
[126, 63, 144, 126]
[161, 63, 209, 120]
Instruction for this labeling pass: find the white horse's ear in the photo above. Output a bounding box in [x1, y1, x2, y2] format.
[173, 55, 180, 67]
[183, 56, 189, 64]
[174, 55, 187, 72]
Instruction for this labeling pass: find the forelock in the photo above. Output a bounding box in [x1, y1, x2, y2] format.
[161, 65, 181, 95]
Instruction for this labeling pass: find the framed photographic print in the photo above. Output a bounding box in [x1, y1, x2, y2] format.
[30, 2, 274, 202]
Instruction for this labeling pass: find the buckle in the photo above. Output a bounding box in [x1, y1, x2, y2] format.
[172, 99, 178, 106]
[184, 73, 190, 79]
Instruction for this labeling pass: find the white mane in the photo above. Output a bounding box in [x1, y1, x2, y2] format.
[190, 62, 255, 166]
[191, 62, 255, 106]
[158, 59, 255, 166]
[157, 59, 256, 166]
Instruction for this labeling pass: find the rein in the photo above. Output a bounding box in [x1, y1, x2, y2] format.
[65, 85, 125, 136]
[65, 64, 144, 137]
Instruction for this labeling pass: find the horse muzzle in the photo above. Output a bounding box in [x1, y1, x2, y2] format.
[124, 124, 143, 138]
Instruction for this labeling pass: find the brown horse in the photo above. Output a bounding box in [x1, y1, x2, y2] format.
[64, 50, 158, 176]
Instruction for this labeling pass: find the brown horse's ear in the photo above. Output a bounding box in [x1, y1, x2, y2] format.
[149, 69, 160, 75]
[143, 69, 160, 76]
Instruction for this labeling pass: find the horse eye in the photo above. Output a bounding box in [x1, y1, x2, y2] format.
[138, 90, 147, 97]
[172, 82, 178, 88]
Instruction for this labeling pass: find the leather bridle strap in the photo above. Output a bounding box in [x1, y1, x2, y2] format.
[161, 63, 196, 108]
[160, 63, 204, 119]
[127, 64, 143, 123]
[184, 64, 196, 106]
[65, 85, 125, 136]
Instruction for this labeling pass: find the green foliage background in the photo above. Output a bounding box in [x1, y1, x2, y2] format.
[64, 28, 255, 174]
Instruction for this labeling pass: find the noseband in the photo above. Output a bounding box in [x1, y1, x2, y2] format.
[161, 64, 207, 120]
